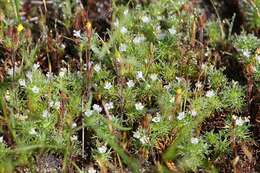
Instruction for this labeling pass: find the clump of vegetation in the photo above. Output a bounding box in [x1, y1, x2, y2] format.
[0, 0, 259, 172]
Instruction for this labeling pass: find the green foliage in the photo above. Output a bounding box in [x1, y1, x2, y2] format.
[0, 0, 257, 172]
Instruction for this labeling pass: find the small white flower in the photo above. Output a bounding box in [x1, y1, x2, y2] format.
[127, 80, 135, 88]
[32, 86, 40, 94]
[33, 63, 40, 70]
[98, 145, 107, 154]
[29, 128, 37, 135]
[256, 55, 260, 63]
[135, 102, 144, 111]
[177, 112, 185, 120]
[206, 90, 215, 98]
[105, 102, 114, 110]
[136, 71, 144, 80]
[70, 135, 78, 141]
[93, 104, 102, 113]
[149, 73, 158, 81]
[133, 36, 145, 44]
[201, 63, 207, 70]
[120, 26, 128, 34]
[142, 16, 150, 23]
[94, 64, 101, 72]
[133, 130, 141, 139]
[7, 68, 15, 76]
[88, 167, 97, 173]
[104, 81, 112, 90]
[235, 117, 245, 126]
[242, 50, 251, 58]
[72, 122, 77, 128]
[19, 79, 26, 87]
[140, 135, 149, 144]
[152, 114, 161, 123]
[84, 110, 94, 117]
[0, 136, 3, 143]
[170, 97, 175, 103]
[46, 72, 53, 79]
[73, 30, 81, 38]
[191, 137, 199, 144]
[42, 109, 50, 118]
[195, 82, 203, 89]
[168, 27, 176, 35]
[119, 43, 127, 52]
[54, 101, 61, 109]
[164, 84, 171, 90]
[190, 110, 197, 117]
[61, 43, 66, 49]
[59, 68, 67, 77]
[123, 9, 128, 16]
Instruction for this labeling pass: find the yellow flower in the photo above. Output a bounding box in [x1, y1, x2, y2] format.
[17, 24, 24, 33]
[176, 88, 182, 94]
[86, 21, 92, 30]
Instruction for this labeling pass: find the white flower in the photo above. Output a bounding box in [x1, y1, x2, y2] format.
[84, 110, 93, 117]
[242, 50, 251, 58]
[190, 110, 197, 117]
[42, 110, 50, 118]
[164, 84, 171, 90]
[149, 73, 158, 81]
[88, 167, 97, 173]
[135, 102, 144, 111]
[94, 64, 101, 72]
[195, 82, 203, 89]
[191, 137, 199, 144]
[54, 101, 60, 109]
[235, 117, 245, 126]
[168, 27, 176, 35]
[29, 128, 37, 135]
[59, 68, 67, 77]
[256, 55, 260, 63]
[206, 90, 215, 97]
[120, 26, 128, 34]
[73, 30, 81, 38]
[70, 135, 78, 141]
[133, 130, 141, 139]
[105, 102, 114, 110]
[140, 135, 149, 144]
[123, 9, 128, 16]
[201, 63, 207, 70]
[119, 43, 127, 52]
[127, 80, 135, 88]
[136, 71, 144, 80]
[170, 97, 175, 103]
[46, 72, 53, 79]
[98, 145, 107, 154]
[133, 36, 145, 44]
[32, 86, 40, 94]
[104, 81, 112, 90]
[0, 136, 3, 143]
[19, 79, 26, 87]
[152, 114, 161, 123]
[71, 122, 77, 128]
[142, 16, 150, 23]
[93, 104, 102, 113]
[177, 112, 185, 120]
[33, 63, 40, 70]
